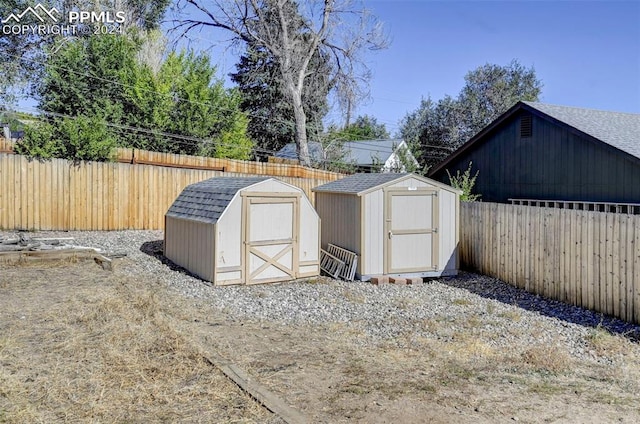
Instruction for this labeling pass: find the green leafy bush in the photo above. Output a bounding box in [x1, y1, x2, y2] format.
[447, 161, 481, 202]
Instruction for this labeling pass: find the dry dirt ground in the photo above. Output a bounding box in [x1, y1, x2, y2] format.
[1, 257, 640, 423]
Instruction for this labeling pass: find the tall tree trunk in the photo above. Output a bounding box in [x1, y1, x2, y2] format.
[288, 83, 310, 167]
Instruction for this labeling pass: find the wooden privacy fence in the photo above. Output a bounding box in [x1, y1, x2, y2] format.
[115, 148, 342, 180]
[460, 202, 640, 324]
[0, 154, 339, 231]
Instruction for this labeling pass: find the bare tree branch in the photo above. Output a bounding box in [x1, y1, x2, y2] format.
[172, 0, 387, 166]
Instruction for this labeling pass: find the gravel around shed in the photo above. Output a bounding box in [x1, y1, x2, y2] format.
[3, 229, 638, 363]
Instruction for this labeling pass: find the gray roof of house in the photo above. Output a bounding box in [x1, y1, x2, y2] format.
[166, 177, 270, 224]
[275, 142, 325, 161]
[275, 139, 407, 166]
[342, 140, 404, 165]
[524, 102, 640, 159]
[312, 173, 410, 194]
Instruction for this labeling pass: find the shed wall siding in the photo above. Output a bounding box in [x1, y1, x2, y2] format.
[248, 179, 301, 194]
[387, 177, 431, 189]
[165, 216, 215, 282]
[215, 195, 243, 283]
[438, 189, 459, 271]
[299, 199, 320, 267]
[362, 190, 384, 275]
[165, 216, 187, 270]
[316, 192, 361, 256]
[433, 112, 640, 203]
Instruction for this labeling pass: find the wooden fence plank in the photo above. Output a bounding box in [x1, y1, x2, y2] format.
[626, 215, 635, 322]
[586, 212, 595, 311]
[606, 213, 614, 316]
[515, 205, 524, 288]
[634, 221, 640, 324]
[611, 214, 619, 317]
[618, 214, 627, 320]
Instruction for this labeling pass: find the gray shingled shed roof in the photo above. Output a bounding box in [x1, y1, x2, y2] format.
[523, 102, 640, 160]
[166, 177, 270, 224]
[312, 173, 410, 195]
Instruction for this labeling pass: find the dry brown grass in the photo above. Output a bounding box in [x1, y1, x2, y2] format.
[520, 344, 571, 374]
[2, 258, 640, 423]
[0, 261, 274, 423]
[585, 325, 630, 357]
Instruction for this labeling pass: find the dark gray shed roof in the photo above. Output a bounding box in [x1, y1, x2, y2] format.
[523, 102, 640, 160]
[166, 177, 270, 224]
[312, 173, 410, 194]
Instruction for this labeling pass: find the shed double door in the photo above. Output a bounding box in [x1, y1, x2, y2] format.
[243, 194, 299, 284]
[384, 188, 438, 273]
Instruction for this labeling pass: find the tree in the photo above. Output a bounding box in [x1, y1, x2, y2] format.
[0, 0, 48, 106]
[0, 0, 170, 107]
[399, 59, 542, 170]
[332, 114, 390, 141]
[230, 42, 330, 157]
[457, 60, 542, 143]
[16, 115, 118, 161]
[399, 96, 459, 171]
[19, 34, 253, 160]
[174, 0, 387, 166]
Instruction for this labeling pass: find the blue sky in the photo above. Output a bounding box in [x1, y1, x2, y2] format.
[190, 1, 639, 137]
[12, 0, 640, 139]
[344, 0, 640, 136]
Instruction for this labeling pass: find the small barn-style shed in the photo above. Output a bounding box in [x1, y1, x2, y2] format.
[312, 173, 461, 280]
[165, 177, 320, 285]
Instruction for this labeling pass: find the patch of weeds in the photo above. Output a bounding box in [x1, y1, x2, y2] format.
[527, 381, 564, 395]
[342, 289, 365, 304]
[464, 315, 483, 329]
[255, 290, 269, 299]
[452, 298, 472, 306]
[485, 302, 496, 314]
[342, 384, 370, 395]
[594, 392, 637, 407]
[521, 345, 570, 374]
[446, 362, 475, 380]
[0, 335, 13, 353]
[498, 310, 522, 321]
[585, 325, 627, 356]
[343, 359, 367, 377]
[410, 381, 437, 394]
[392, 296, 418, 310]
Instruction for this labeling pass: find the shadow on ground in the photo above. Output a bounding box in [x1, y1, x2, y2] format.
[440, 271, 640, 342]
[139, 240, 212, 286]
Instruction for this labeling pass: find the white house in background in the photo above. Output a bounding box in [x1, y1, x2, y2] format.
[273, 139, 418, 172]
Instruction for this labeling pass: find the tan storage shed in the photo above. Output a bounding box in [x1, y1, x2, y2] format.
[312, 173, 461, 280]
[165, 177, 320, 285]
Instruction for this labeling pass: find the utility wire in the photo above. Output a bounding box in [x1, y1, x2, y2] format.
[1, 52, 442, 159]
[5, 106, 415, 170]
[3, 50, 413, 154]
